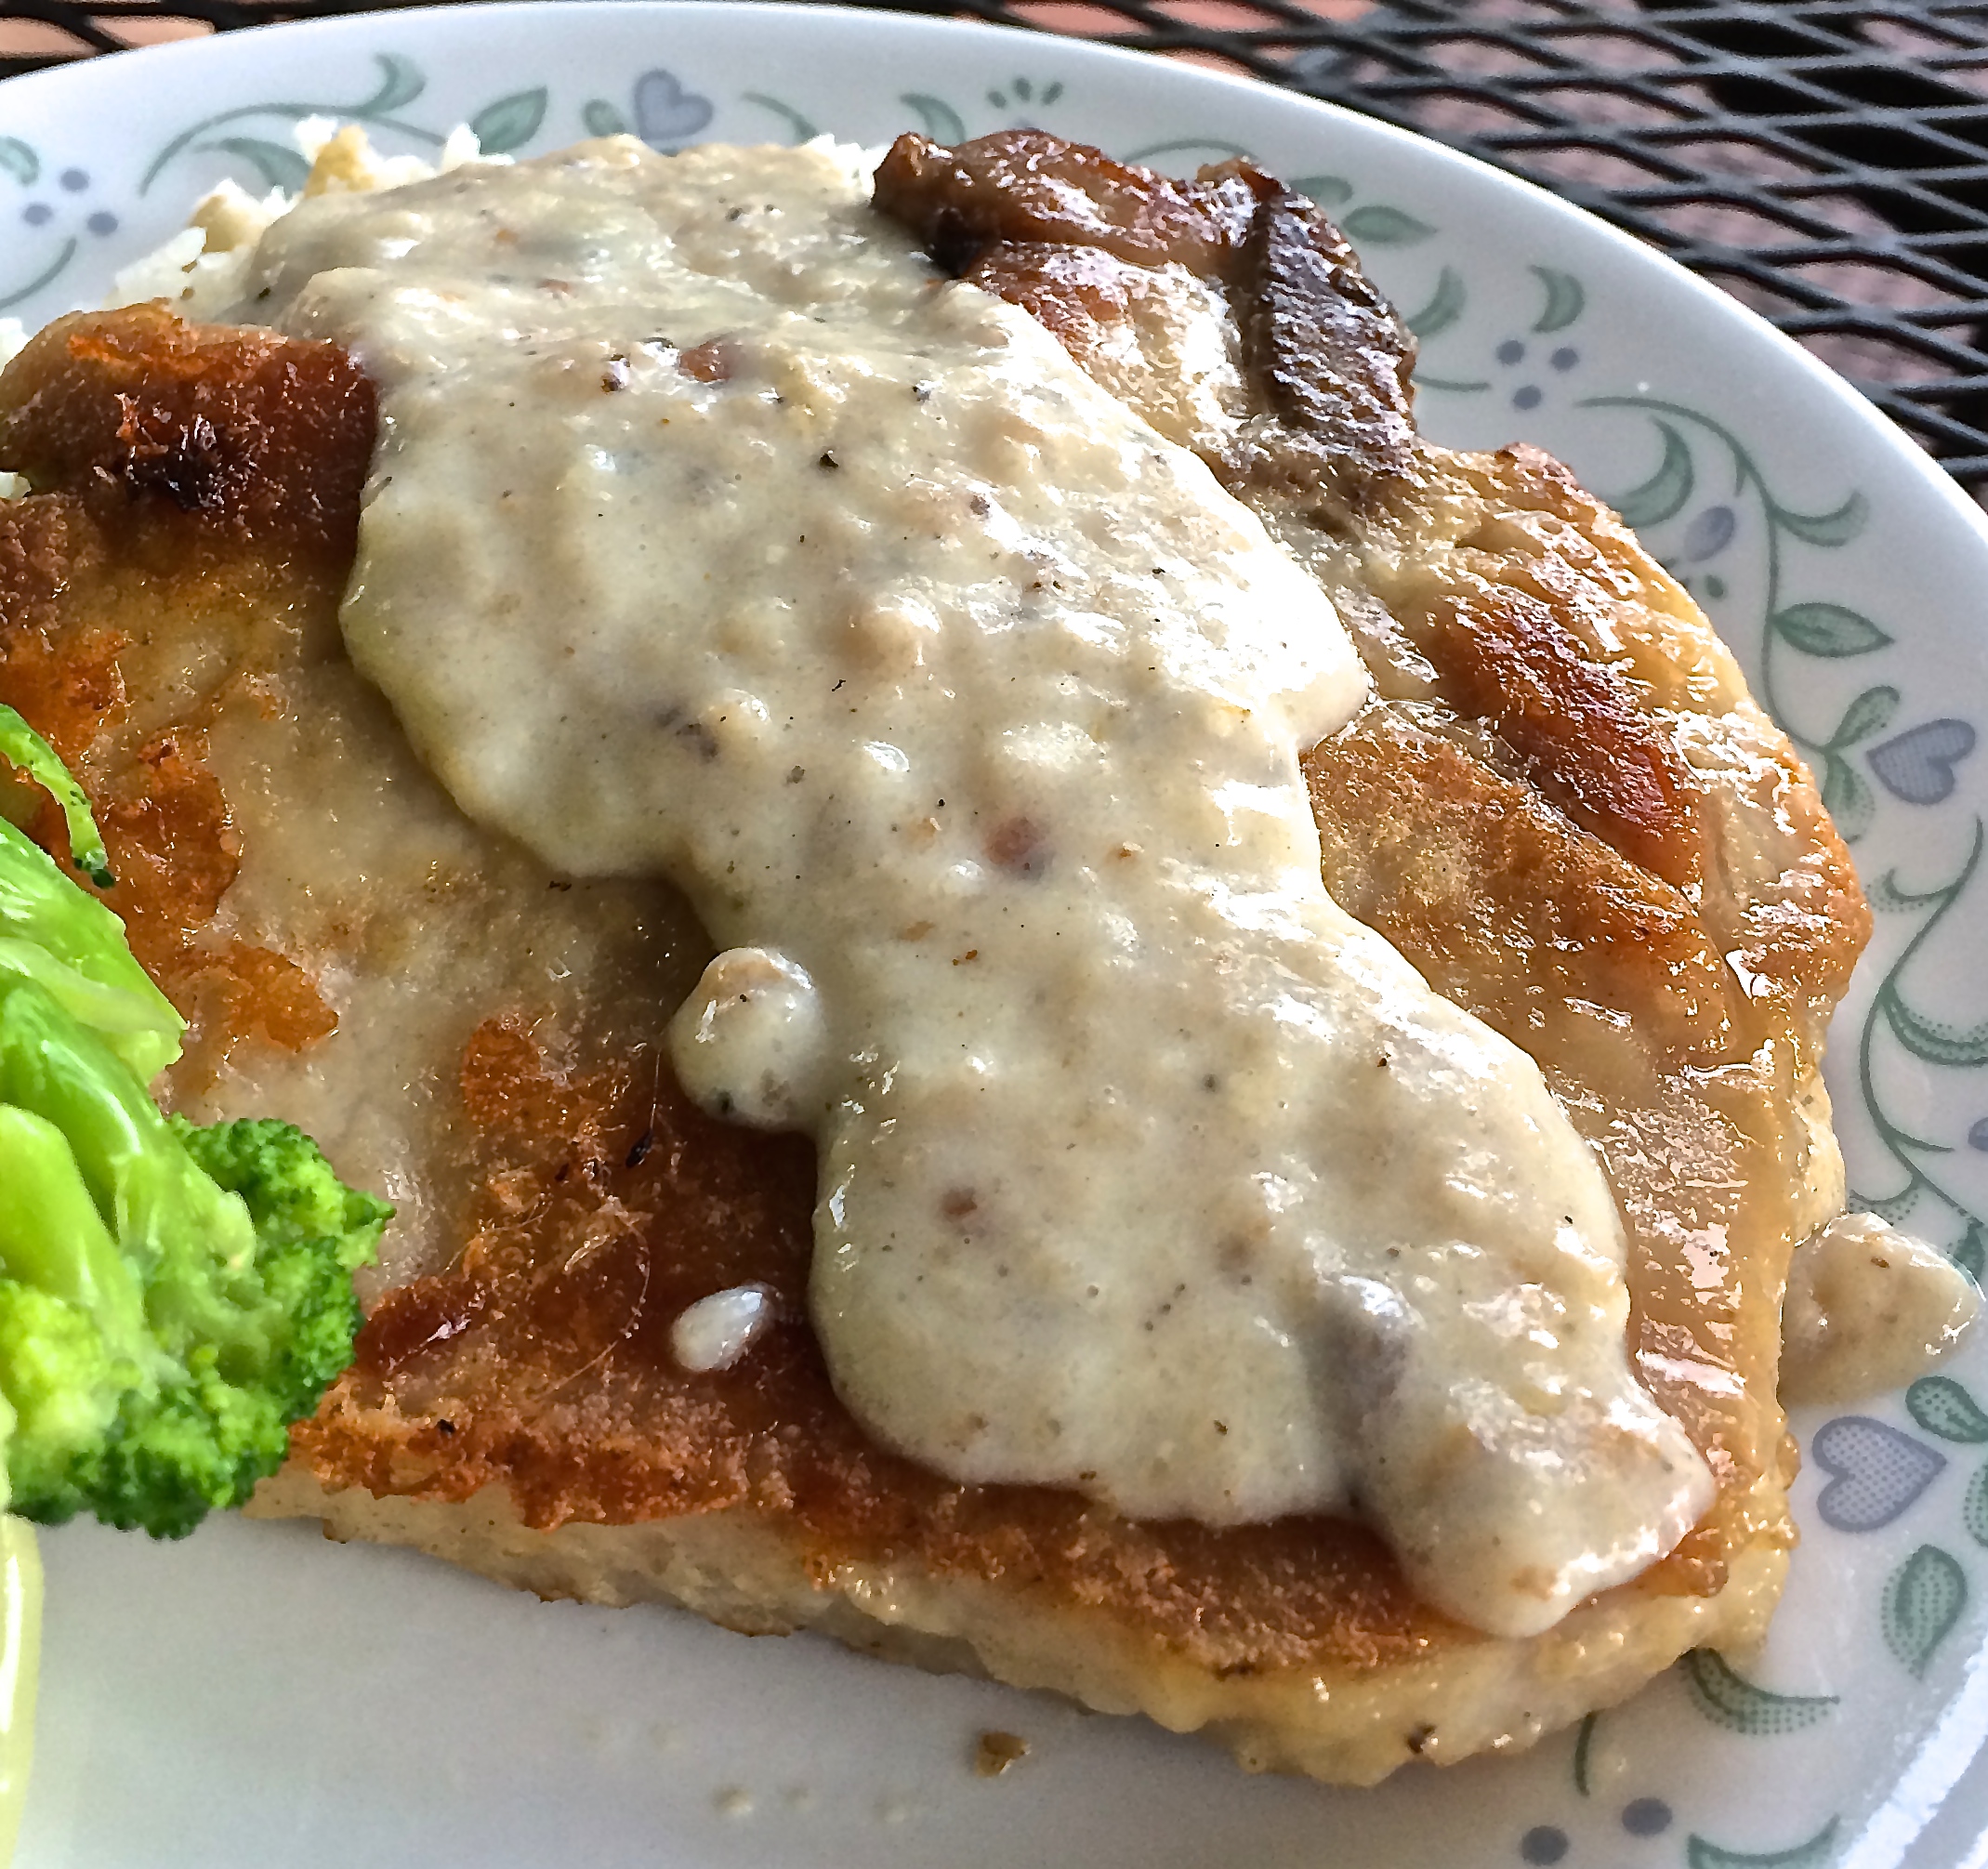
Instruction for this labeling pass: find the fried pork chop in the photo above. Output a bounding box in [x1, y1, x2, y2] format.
[0, 132, 1865, 1784]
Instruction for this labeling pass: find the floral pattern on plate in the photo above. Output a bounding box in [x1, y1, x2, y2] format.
[4, 13, 1988, 1866]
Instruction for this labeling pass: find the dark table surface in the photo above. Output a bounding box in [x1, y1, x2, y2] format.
[5, 0, 1987, 498]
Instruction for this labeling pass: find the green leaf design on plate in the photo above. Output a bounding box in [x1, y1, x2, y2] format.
[1883, 991, 1988, 1069]
[0, 238, 77, 316]
[1613, 419, 1694, 528]
[1778, 490, 1868, 547]
[1826, 685, 1900, 749]
[1771, 601, 1891, 657]
[583, 99, 630, 138]
[899, 92, 966, 146]
[984, 75, 1064, 110]
[743, 94, 820, 144]
[356, 51, 426, 116]
[1292, 173, 1352, 205]
[1883, 1545, 1967, 1676]
[1849, 822, 1987, 1248]
[1964, 1464, 1988, 1547]
[1910, 1377, 1988, 1443]
[1528, 264, 1585, 333]
[1340, 203, 1434, 245]
[1821, 753, 1874, 841]
[0, 137, 36, 187]
[140, 58, 449, 196]
[1404, 267, 1467, 339]
[469, 87, 547, 156]
[1123, 136, 1252, 165]
[1571, 1710, 1596, 1794]
[196, 136, 310, 194]
[1681, 1650, 1837, 1736]
[1686, 1818, 1839, 1869]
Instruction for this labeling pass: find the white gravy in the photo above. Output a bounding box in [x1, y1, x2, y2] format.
[239, 136, 1713, 1638]
[1781, 1211, 1979, 1405]
[671, 1283, 778, 1375]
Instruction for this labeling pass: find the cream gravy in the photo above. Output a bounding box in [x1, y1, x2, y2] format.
[238, 137, 1713, 1638]
[670, 1283, 777, 1375]
[1781, 1211, 1979, 1405]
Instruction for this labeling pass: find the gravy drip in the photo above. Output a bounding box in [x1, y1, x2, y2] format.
[1781, 1212, 1980, 1406]
[240, 137, 1712, 1638]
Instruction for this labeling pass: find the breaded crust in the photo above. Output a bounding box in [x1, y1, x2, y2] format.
[0, 136, 1865, 1781]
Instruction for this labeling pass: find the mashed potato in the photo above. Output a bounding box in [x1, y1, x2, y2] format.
[102, 118, 497, 320]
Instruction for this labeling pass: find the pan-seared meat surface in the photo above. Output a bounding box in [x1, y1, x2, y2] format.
[876, 127, 1868, 1586]
[876, 129, 1417, 506]
[2, 303, 1451, 1687]
[0, 119, 1865, 1778]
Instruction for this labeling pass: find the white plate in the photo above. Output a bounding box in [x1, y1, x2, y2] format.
[6, 7, 1988, 1865]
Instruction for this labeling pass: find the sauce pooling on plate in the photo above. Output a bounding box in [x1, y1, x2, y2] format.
[241, 136, 1713, 1638]
[1780, 1212, 1980, 1405]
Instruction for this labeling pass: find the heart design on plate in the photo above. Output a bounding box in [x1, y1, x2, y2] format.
[1867, 718, 1977, 805]
[635, 68, 716, 147]
[1813, 1416, 1946, 1532]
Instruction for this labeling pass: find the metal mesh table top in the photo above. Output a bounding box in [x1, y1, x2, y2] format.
[6, 0, 1988, 497]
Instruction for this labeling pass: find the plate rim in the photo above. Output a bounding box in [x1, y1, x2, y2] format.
[0, 0, 1984, 553]
[5, 8, 1988, 1867]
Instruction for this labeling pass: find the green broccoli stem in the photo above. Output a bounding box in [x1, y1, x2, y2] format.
[0, 1106, 143, 1352]
[0, 978, 259, 1342]
[0, 818, 183, 1088]
[0, 708, 112, 889]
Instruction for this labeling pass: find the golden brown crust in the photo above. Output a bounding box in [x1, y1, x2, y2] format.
[0, 302, 374, 563]
[0, 309, 370, 1053]
[306, 1016, 1450, 1675]
[1418, 573, 1703, 888]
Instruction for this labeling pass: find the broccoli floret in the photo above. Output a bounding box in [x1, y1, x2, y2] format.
[0, 711, 389, 1536]
[0, 977, 390, 1538]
